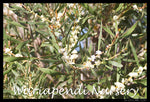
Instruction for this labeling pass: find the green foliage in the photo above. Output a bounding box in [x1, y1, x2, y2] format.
[3, 3, 147, 99]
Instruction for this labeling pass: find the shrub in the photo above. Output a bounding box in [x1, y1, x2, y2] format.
[3, 3, 147, 99]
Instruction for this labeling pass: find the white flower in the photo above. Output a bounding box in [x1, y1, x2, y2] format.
[68, 60, 75, 64]
[121, 78, 128, 84]
[138, 50, 146, 57]
[143, 65, 147, 70]
[91, 55, 96, 61]
[96, 50, 102, 55]
[128, 77, 133, 83]
[51, 17, 56, 23]
[70, 54, 78, 60]
[70, 43, 76, 47]
[35, 13, 37, 18]
[76, 25, 81, 31]
[113, 15, 118, 20]
[5, 48, 11, 53]
[121, 78, 125, 84]
[89, 4, 93, 8]
[81, 11, 85, 15]
[59, 48, 65, 53]
[128, 72, 138, 78]
[56, 21, 61, 28]
[70, 37, 74, 42]
[88, 55, 96, 61]
[76, 17, 81, 23]
[95, 60, 101, 66]
[88, 19, 92, 24]
[62, 52, 70, 61]
[72, 49, 78, 54]
[110, 85, 116, 92]
[74, 35, 78, 40]
[16, 3, 22, 7]
[57, 13, 63, 19]
[99, 95, 105, 99]
[71, 26, 75, 30]
[41, 15, 46, 22]
[132, 34, 138, 37]
[133, 5, 138, 10]
[4, 3, 9, 7]
[138, 66, 143, 75]
[139, 8, 142, 12]
[106, 44, 111, 48]
[15, 53, 23, 57]
[55, 32, 61, 37]
[71, 30, 79, 35]
[58, 42, 62, 46]
[63, 51, 68, 56]
[67, 4, 74, 8]
[92, 32, 97, 36]
[114, 82, 125, 90]
[83, 61, 94, 68]
[113, 21, 120, 27]
[62, 55, 69, 61]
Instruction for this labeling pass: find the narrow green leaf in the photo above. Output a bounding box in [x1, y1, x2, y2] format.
[82, 15, 94, 25]
[121, 21, 138, 38]
[91, 68, 97, 77]
[40, 59, 59, 63]
[103, 25, 115, 37]
[54, 3, 59, 12]
[145, 88, 147, 98]
[115, 20, 118, 35]
[4, 33, 21, 43]
[130, 40, 140, 67]
[116, 4, 124, 12]
[123, 59, 136, 62]
[3, 68, 12, 75]
[27, 21, 46, 25]
[79, 26, 93, 41]
[35, 29, 49, 36]
[3, 56, 28, 62]
[38, 68, 67, 76]
[105, 65, 113, 70]
[109, 61, 123, 68]
[135, 78, 147, 86]
[16, 40, 30, 50]
[98, 21, 102, 50]
[88, 42, 93, 54]
[11, 70, 19, 77]
[8, 21, 26, 28]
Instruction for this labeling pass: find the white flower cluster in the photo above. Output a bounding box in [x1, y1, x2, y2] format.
[59, 23, 81, 65]
[15, 53, 23, 57]
[137, 48, 146, 61]
[113, 15, 118, 21]
[50, 16, 61, 28]
[3, 3, 14, 15]
[129, 65, 147, 77]
[83, 50, 103, 69]
[133, 5, 142, 12]
[67, 3, 75, 8]
[40, 15, 47, 22]
[4, 48, 12, 56]
[60, 49, 78, 65]
[112, 15, 125, 29]
[96, 64, 147, 98]
[16, 3, 23, 7]
[4, 48, 23, 57]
